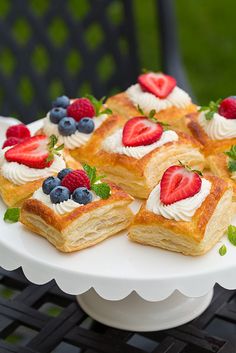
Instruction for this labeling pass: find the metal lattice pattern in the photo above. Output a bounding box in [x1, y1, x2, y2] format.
[0, 0, 139, 122]
[0, 268, 235, 353]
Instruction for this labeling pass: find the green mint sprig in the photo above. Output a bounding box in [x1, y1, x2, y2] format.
[85, 94, 112, 116]
[219, 244, 227, 256]
[46, 135, 64, 162]
[178, 160, 203, 176]
[83, 164, 111, 199]
[198, 99, 222, 120]
[4, 208, 20, 223]
[137, 105, 170, 130]
[224, 145, 236, 172]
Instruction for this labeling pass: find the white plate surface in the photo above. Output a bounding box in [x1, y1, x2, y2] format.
[0, 119, 236, 301]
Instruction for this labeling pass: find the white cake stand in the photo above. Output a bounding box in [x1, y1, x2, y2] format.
[0, 119, 236, 332]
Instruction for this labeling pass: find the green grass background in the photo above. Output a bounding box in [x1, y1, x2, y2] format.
[0, 0, 235, 108]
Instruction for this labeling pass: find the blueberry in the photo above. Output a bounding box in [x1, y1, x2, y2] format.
[52, 95, 70, 108]
[50, 186, 70, 204]
[49, 107, 67, 124]
[77, 117, 95, 134]
[57, 168, 73, 180]
[58, 117, 77, 136]
[72, 187, 93, 205]
[42, 176, 61, 195]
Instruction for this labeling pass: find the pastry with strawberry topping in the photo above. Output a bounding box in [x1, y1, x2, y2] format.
[95, 112, 205, 198]
[187, 97, 236, 156]
[0, 132, 81, 207]
[20, 164, 133, 252]
[106, 71, 197, 131]
[39, 94, 122, 164]
[129, 164, 233, 256]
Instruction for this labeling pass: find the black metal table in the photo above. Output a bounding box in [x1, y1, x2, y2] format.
[0, 267, 235, 353]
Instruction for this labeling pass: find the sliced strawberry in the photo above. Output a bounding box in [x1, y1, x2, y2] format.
[5, 135, 52, 169]
[138, 72, 176, 99]
[6, 124, 31, 139]
[122, 116, 163, 147]
[160, 165, 202, 205]
[2, 137, 22, 149]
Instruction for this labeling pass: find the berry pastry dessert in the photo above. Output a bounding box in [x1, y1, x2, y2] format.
[0, 126, 80, 207]
[208, 145, 236, 200]
[129, 164, 233, 256]
[95, 112, 205, 198]
[39, 94, 124, 164]
[106, 72, 197, 131]
[20, 165, 134, 252]
[187, 97, 236, 156]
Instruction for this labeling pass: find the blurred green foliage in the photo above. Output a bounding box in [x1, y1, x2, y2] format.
[0, 0, 235, 107]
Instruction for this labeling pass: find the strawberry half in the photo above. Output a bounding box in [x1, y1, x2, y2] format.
[122, 116, 163, 147]
[5, 135, 53, 169]
[138, 72, 176, 99]
[160, 165, 202, 205]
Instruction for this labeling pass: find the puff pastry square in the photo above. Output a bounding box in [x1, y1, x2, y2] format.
[0, 149, 81, 207]
[38, 114, 126, 165]
[20, 183, 133, 252]
[95, 130, 205, 199]
[187, 113, 236, 156]
[106, 92, 197, 132]
[129, 176, 233, 256]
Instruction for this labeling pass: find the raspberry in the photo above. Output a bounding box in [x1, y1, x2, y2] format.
[2, 137, 22, 149]
[61, 170, 90, 192]
[6, 124, 31, 139]
[219, 97, 236, 119]
[67, 98, 95, 122]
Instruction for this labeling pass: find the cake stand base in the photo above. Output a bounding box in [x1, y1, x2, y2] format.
[77, 288, 214, 332]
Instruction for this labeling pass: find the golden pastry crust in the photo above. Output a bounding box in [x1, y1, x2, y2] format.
[20, 182, 134, 252]
[0, 150, 81, 207]
[106, 92, 197, 132]
[95, 131, 205, 198]
[38, 115, 126, 165]
[207, 153, 236, 199]
[187, 113, 236, 156]
[129, 175, 233, 256]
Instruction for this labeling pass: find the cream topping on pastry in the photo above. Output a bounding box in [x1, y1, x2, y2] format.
[126, 84, 191, 113]
[102, 129, 178, 159]
[198, 111, 236, 140]
[33, 187, 100, 215]
[146, 178, 211, 222]
[43, 113, 108, 150]
[1, 154, 66, 185]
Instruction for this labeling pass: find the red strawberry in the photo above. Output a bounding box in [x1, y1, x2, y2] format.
[6, 124, 31, 139]
[2, 137, 22, 149]
[67, 98, 95, 122]
[138, 72, 176, 99]
[160, 165, 202, 205]
[5, 135, 53, 169]
[61, 170, 90, 192]
[218, 97, 236, 119]
[122, 117, 163, 147]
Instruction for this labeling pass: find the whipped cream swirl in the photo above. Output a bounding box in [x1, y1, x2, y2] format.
[102, 129, 178, 159]
[126, 84, 191, 114]
[43, 113, 108, 150]
[198, 111, 236, 140]
[1, 152, 66, 185]
[33, 187, 100, 215]
[146, 178, 211, 222]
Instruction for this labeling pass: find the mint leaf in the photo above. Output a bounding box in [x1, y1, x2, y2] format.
[85, 94, 112, 116]
[83, 164, 97, 184]
[199, 99, 222, 121]
[4, 208, 20, 223]
[219, 244, 227, 256]
[228, 160, 236, 172]
[92, 183, 111, 199]
[228, 225, 236, 246]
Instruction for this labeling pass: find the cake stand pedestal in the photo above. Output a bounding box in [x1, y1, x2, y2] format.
[0, 119, 235, 332]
